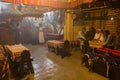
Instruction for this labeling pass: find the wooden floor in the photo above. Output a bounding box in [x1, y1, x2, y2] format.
[11, 44, 108, 80]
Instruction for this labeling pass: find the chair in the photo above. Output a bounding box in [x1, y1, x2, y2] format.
[81, 40, 90, 54]
[18, 50, 34, 77]
[58, 40, 70, 58]
[81, 54, 89, 68]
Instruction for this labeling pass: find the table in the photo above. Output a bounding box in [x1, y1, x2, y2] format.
[89, 40, 105, 53]
[6, 44, 30, 60]
[47, 40, 64, 48]
[5, 44, 34, 77]
[89, 41, 105, 48]
[46, 40, 64, 54]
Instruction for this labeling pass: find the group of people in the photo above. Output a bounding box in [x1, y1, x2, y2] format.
[77, 27, 115, 52]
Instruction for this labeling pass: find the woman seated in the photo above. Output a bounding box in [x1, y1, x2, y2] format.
[103, 30, 115, 49]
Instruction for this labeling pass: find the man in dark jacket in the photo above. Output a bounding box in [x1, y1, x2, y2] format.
[85, 27, 96, 41]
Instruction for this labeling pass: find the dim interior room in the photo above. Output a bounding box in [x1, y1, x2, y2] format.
[0, 0, 120, 80]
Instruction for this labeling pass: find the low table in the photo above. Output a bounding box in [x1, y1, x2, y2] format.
[89, 41, 105, 48]
[5, 44, 34, 77]
[6, 44, 30, 60]
[46, 40, 64, 54]
[89, 41, 105, 53]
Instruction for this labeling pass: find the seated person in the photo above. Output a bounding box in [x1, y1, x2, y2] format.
[85, 27, 96, 41]
[58, 27, 64, 35]
[77, 27, 86, 41]
[58, 27, 64, 39]
[77, 27, 86, 50]
[82, 27, 96, 53]
[82, 37, 90, 53]
[93, 29, 104, 42]
[103, 30, 115, 49]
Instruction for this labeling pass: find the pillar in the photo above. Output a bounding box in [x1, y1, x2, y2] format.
[64, 10, 74, 41]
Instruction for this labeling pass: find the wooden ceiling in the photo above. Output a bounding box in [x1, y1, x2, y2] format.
[0, 0, 119, 9]
[0, 0, 119, 18]
[0, 0, 93, 8]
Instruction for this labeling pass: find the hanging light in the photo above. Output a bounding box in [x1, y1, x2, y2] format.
[110, 17, 114, 21]
[24, 6, 28, 12]
[48, 8, 51, 11]
[13, 4, 17, 10]
[35, 6, 38, 10]
[13, 0, 16, 10]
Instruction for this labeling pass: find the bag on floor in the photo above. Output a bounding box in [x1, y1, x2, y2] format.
[109, 64, 120, 80]
[90, 57, 108, 77]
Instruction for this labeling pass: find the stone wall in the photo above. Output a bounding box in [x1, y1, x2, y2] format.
[74, 8, 117, 32]
[113, 8, 120, 49]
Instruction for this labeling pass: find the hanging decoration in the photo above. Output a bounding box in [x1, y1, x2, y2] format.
[0, 0, 92, 8]
[35, 6, 38, 10]
[0, 0, 119, 9]
[13, 4, 17, 10]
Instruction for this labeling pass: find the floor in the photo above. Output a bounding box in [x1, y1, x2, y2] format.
[13, 44, 109, 80]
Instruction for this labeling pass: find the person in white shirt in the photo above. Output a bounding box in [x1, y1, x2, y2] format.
[94, 29, 100, 39]
[99, 30, 104, 42]
[39, 24, 45, 44]
[93, 29, 104, 42]
[77, 27, 86, 41]
[58, 27, 64, 35]
[58, 27, 64, 39]
[77, 27, 86, 50]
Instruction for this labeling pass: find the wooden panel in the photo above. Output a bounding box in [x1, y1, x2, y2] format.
[107, 9, 115, 16]
[105, 20, 116, 32]
[0, 27, 16, 45]
[82, 0, 93, 3]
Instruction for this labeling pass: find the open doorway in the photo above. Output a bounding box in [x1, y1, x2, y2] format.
[0, 9, 65, 45]
[16, 10, 65, 44]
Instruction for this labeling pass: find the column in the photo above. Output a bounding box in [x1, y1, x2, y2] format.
[64, 9, 74, 41]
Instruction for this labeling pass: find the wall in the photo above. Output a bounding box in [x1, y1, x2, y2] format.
[73, 8, 117, 37]
[0, 27, 16, 45]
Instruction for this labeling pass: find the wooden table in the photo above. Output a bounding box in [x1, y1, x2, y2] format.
[6, 44, 30, 60]
[89, 41, 105, 48]
[89, 41, 105, 53]
[5, 44, 34, 77]
[47, 33, 63, 40]
[46, 40, 64, 54]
